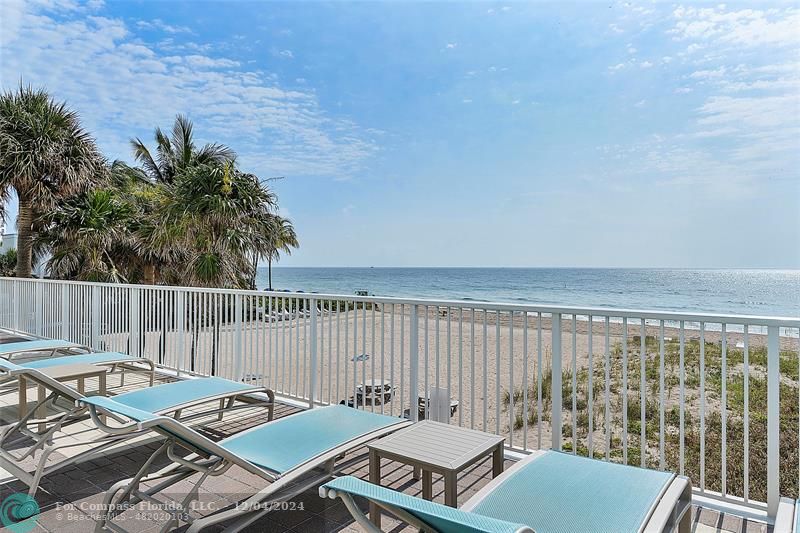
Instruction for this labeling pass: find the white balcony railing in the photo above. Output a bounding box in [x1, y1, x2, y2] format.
[0, 277, 798, 518]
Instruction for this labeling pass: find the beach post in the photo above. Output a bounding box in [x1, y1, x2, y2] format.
[551, 312, 562, 451]
[767, 325, 779, 517]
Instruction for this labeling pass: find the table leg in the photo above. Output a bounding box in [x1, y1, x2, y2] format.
[99, 372, 107, 424]
[444, 471, 458, 507]
[37, 384, 46, 433]
[422, 470, 432, 500]
[18, 376, 27, 420]
[412, 466, 421, 480]
[77, 377, 85, 394]
[369, 449, 381, 526]
[492, 443, 504, 477]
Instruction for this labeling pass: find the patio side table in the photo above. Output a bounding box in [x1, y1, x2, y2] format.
[18, 363, 107, 432]
[367, 420, 505, 525]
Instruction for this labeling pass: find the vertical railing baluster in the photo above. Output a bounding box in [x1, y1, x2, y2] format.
[700, 323, 705, 490]
[523, 311, 529, 451]
[679, 321, 685, 476]
[604, 316, 610, 460]
[767, 325, 779, 517]
[659, 320, 665, 470]
[495, 310, 501, 435]
[587, 314, 593, 458]
[744, 324, 750, 502]
[537, 312, 543, 448]
[622, 317, 628, 464]
[571, 315, 577, 454]
[409, 305, 419, 422]
[640, 319, 646, 468]
[61, 284, 69, 342]
[721, 323, 727, 496]
[309, 298, 318, 408]
[552, 312, 562, 451]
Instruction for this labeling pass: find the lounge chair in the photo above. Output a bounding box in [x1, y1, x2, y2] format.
[80, 397, 411, 532]
[320, 449, 693, 533]
[0, 358, 274, 498]
[777, 498, 798, 533]
[20, 351, 156, 386]
[0, 339, 89, 360]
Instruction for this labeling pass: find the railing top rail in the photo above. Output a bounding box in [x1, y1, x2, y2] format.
[2, 276, 798, 327]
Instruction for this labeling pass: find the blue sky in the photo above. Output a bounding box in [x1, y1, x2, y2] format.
[1, 1, 798, 268]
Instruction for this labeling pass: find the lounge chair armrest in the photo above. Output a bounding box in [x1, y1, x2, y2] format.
[320, 476, 533, 533]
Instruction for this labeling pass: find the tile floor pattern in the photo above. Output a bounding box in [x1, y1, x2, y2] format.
[0, 375, 773, 533]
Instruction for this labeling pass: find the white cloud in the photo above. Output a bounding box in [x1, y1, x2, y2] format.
[445, 43, 457, 49]
[608, 23, 623, 34]
[640, 61, 653, 69]
[634, 99, 646, 108]
[675, 87, 693, 94]
[0, 1, 377, 178]
[276, 49, 293, 59]
[136, 18, 192, 34]
[462, 99, 473, 104]
[608, 63, 626, 72]
[627, 45, 637, 55]
[511, 99, 520, 105]
[671, 5, 800, 48]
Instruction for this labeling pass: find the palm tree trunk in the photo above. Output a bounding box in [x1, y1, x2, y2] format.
[268, 258, 273, 291]
[15, 197, 35, 278]
[143, 264, 156, 285]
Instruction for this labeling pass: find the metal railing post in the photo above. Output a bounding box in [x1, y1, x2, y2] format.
[34, 282, 43, 336]
[767, 325, 780, 517]
[12, 279, 19, 332]
[61, 283, 69, 340]
[234, 294, 243, 382]
[91, 285, 100, 349]
[130, 288, 140, 357]
[410, 305, 420, 422]
[176, 290, 186, 376]
[309, 298, 318, 408]
[551, 312, 562, 451]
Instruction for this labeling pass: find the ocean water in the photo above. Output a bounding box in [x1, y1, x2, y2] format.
[255, 268, 800, 318]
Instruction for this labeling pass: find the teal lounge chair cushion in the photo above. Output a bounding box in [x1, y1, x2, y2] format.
[221, 405, 402, 474]
[81, 395, 160, 424]
[0, 358, 25, 373]
[23, 352, 139, 369]
[470, 451, 673, 533]
[323, 476, 527, 533]
[0, 340, 81, 357]
[114, 377, 258, 414]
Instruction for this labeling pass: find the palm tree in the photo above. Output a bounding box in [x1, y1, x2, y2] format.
[264, 216, 298, 290]
[129, 115, 236, 283]
[0, 85, 106, 277]
[130, 114, 235, 184]
[149, 162, 278, 288]
[38, 188, 134, 282]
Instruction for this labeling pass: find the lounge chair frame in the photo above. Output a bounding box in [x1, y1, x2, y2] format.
[0, 364, 274, 499]
[776, 498, 797, 533]
[322, 449, 693, 533]
[80, 400, 410, 533]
